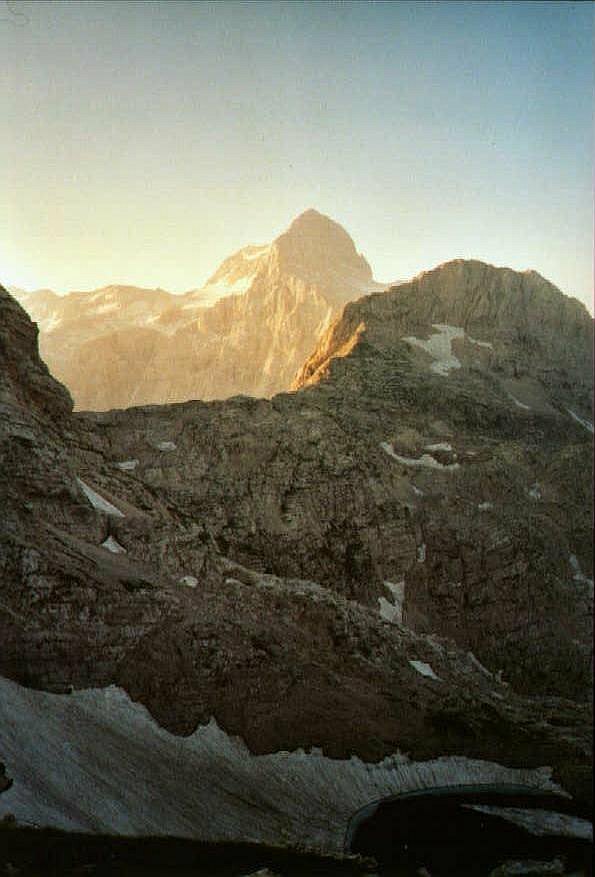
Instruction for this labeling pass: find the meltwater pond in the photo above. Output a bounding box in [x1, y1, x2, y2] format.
[348, 784, 592, 874]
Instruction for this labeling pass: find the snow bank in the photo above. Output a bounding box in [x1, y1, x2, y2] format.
[0, 675, 564, 854]
[567, 409, 594, 434]
[116, 460, 139, 472]
[465, 806, 592, 841]
[156, 441, 177, 452]
[380, 442, 460, 471]
[569, 555, 594, 590]
[403, 324, 493, 376]
[403, 324, 464, 376]
[467, 334, 493, 350]
[77, 478, 124, 518]
[101, 536, 126, 554]
[378, 580, 405, 623]
[409, 660, 441, 681]
[508, 393, 531, 411]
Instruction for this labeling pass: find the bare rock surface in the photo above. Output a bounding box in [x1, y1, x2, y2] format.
[0, 264, 592, 847]
[73, 261, 593, 704]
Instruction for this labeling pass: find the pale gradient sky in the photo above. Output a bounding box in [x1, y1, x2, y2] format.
[1, 1, 593, 311]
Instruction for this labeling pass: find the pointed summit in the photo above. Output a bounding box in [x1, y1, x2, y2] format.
[280, 208, 361, 251]
[272, 209, 377, 305]
[286, 207, 342, 232]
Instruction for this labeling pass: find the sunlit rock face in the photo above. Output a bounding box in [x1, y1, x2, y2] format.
[0, 266, 592, 851]
[14, 210, 383, 410]
[294, 259, 593, 415]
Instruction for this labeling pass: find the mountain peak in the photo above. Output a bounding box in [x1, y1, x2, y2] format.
[284, 208, 354, 240]
[294, 258, 593, 409]
[287, 207, 335, 230]
[272, 209, 375, 305]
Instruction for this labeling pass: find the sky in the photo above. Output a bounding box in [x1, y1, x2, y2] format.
[1, 0, 593, 311]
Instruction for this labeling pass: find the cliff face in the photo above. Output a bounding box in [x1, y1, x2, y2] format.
[0, 286, 72, 421]
[15, 210, 383, 410]
[295, 258, 593, 410]
[291, 259, 594, 694]
[0, 265, 592, 847]
[67, 260, 593, 705]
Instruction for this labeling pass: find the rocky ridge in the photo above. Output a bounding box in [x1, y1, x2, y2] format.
[14, 210, 383, 410]
[0, 259, 592, 855]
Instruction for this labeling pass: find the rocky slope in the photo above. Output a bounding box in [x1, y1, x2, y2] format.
[75, 261, 592, 702]
[0, 265, 592, 860]
[14, 210, 383, 410]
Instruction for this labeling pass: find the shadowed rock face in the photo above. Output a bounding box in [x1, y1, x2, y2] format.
[290, 260, 594, 701]
[14, 210, 383, 410]
[72, 261, 592, 702]
[0, 264, 592, 839]
[0, 286, 72, 421]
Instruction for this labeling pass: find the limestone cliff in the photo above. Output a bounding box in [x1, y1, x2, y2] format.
[15, 210, 383, 410]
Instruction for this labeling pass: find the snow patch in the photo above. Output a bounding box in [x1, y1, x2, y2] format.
[567, 409, 594, 434]
[467, 334, 493, 350]
[116, 460, 139, 472]
[156, 441, 176, 452]
[409, 660, 441, 681]
[207, 277, 253, 295]
[403, 324, 464, 376]
[242, 245, 269, 261]
[180, 301, 204, 311]
[465, 805, 592, 840]
[425, 442, 453, 452]
[466, 652, 494, 678]
[182, 264, 258, 309]
[0, 675, 562, 852]
[378, 580, 405, 623]
[569, 555, 594, 590]
[411, 484, 424, 496]
[508, 393, 531, 411]
[101, 536, 126, 554]
[94, 302, 119, 315]
[380, 442, 460, 471]
[77, 478, 124, 518]
[179, 575, 198, 588]
[527, 484, 542, 501]
[478, 502, 493, 511]
[40, 314, 62, 333]
[417, 544, 426, 563]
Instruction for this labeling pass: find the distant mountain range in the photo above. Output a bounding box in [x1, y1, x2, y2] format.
[11, 209, 386, 410]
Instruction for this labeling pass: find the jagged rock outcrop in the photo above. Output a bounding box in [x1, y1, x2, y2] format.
[14, 210, 382, 410]
[0, 264, 592, 857]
